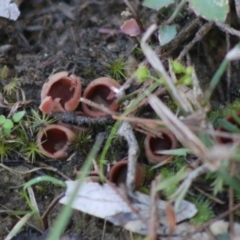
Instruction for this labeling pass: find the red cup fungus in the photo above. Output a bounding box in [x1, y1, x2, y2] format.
[36, 124, 75, 159]
[82, 77, 120, 117]
[144, 129, 177, 164]
[109, 159, 145, 190]
[39, 71, 81, 114]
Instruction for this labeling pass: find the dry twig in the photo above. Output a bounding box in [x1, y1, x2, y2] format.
[117, 121, 139, 196]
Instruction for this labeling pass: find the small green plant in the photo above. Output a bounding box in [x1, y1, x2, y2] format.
[30, 109, 56, 131]
[22, 141, 45, 162]
[108, 58, 126, 80]
[0, 111, 25, 136]
[160, 167, 179, 197]
[0, 140, 13, 161]
[205, 172, 225, 195]
[190, 197, 214, 225]
[0, 65, 9, 79]
[173, 155, 186, 171]
[133, 47, 144, 59]
[133, 66, 150, 83]
[3, 78, 19, 95]
[208, 99, 240, 126]
[69, 131, 93, 154]
[84, 66, 95, 78]
[170, 60, 193, 86]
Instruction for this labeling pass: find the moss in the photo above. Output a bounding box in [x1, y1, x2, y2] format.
[160, 167, 178, 197]
[208, 99, 240, 128]
[190, 197, 214, 225]
[108, 58, 126, 81]
[21, 141, 45, 163]
[173, 155, 186, 171]
[69, 131, 93, 154]
[0, 140, 13, 161]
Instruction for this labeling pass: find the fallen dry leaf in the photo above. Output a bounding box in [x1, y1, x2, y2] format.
[60, 181, 197, 235]
[0, 0, 20, 21]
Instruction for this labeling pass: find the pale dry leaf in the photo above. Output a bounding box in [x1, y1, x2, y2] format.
[59, 181, 197, 235]
[0, 0, 20, 21]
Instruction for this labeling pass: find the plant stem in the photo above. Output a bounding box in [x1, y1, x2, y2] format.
[166, 0, 186, 25]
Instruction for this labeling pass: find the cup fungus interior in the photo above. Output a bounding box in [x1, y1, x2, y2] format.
[41, 128, 68, 154]
[111, 164, 127, 186]
[86, 85, 115, 111]
[149, 133, 173, 156]
[48, 78, 74, 108]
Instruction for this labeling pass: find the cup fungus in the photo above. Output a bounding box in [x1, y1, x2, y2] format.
[36, 124, 75, 159]
[109, 159, 145, 190]
[144, 129, 177, 164]
[82, 77, 120, 117]
[39, 71, 81, 114]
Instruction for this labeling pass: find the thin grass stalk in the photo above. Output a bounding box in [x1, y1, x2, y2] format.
[46, 135, 104, 240]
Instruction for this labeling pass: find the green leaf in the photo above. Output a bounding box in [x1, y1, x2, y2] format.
[217, 167, 240, 196]
[3, 119, 14, 136]
[0, 115, 6, 125]
[155, 167, 187, 191]
[143, 0, 174, 10]
[3, 119, 13, 129]
[232, 112, 240, 126]
[156, 148, 190, 156]
[189, 0, 229, 22]
[13, 111, 26, 123]
[3, 128, 11, 136]
[218, 119, 240, 133]
[158, 25, 177, 46]
[0, 65, 9, 79]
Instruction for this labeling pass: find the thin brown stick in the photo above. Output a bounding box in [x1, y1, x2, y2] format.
[41, 192, 65, 229]
[124, 0, 145, 33]
[80, 97, 119, 116]
[177, 22, 214, 61]
[194, 186, 225, 205]
[215, 21, 240, 38]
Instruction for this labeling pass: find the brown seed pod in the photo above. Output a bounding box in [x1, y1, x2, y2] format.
[36, 124, 75, 159]
[144, 129, 177, 164]
[82, 77, 120, 117]
[39, 71, 82, 114]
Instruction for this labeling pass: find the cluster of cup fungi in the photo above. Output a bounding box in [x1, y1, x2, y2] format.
[37, 71, 178, 189]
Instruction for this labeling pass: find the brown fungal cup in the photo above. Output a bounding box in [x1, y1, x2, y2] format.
[82, 77, 120, 117]
[36, 124, 75, 159]
[109, 159, 145, 190]
[144, 129, 177, 164]
[39, 71, 81, 114]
